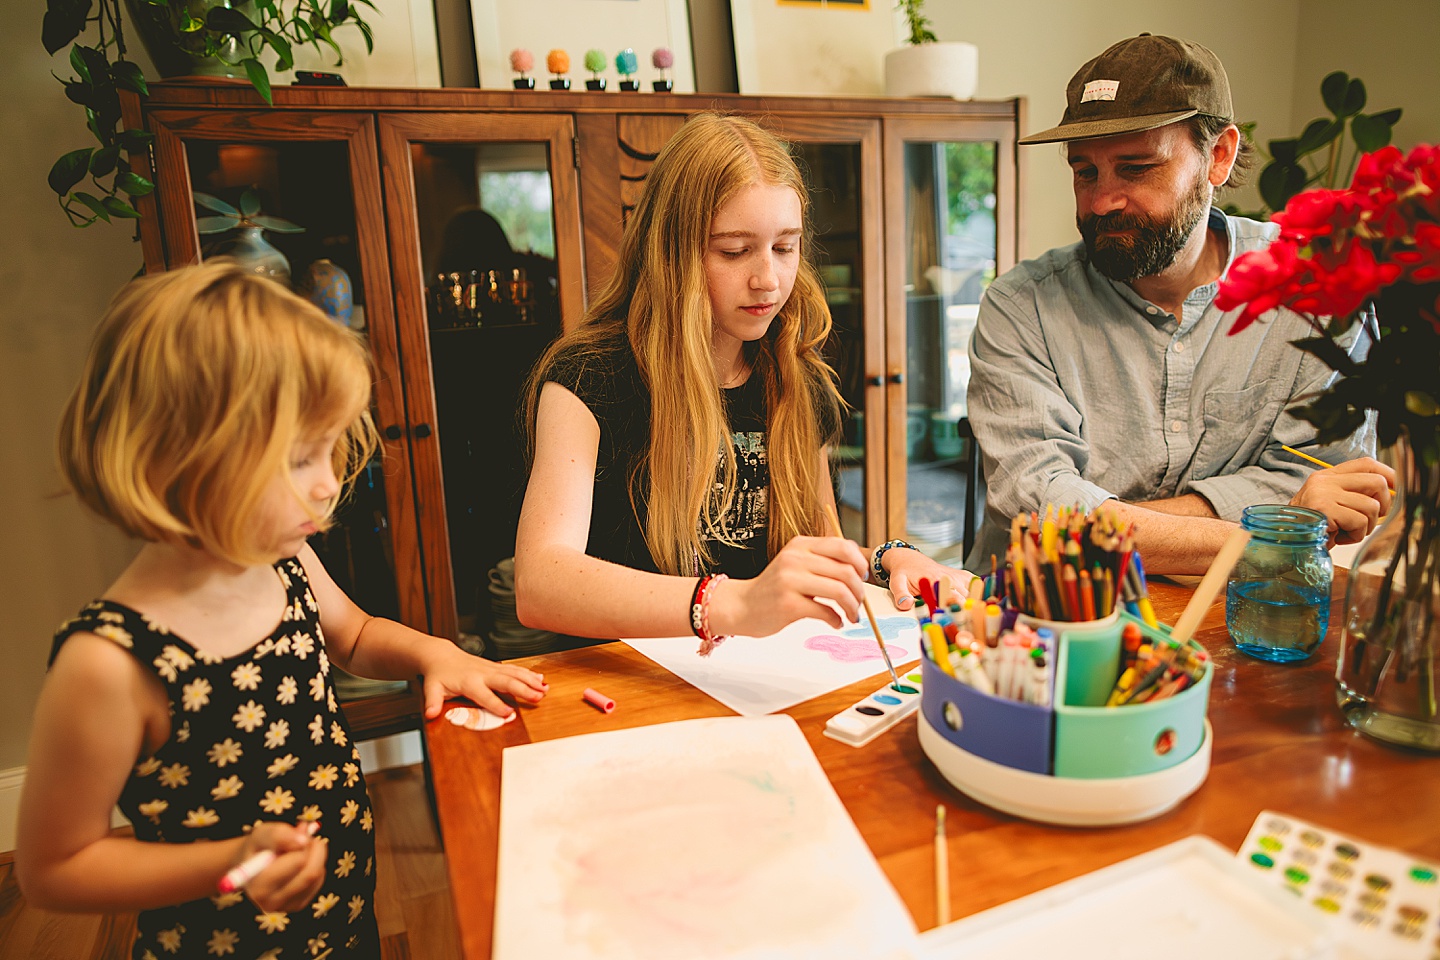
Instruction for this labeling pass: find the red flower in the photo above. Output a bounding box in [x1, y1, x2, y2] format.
[1271, 189, 1363, 242]
[1218, 241, 1307, 332]
[1304, 242, 1403, 318]
[1351, 145, 1407, 193]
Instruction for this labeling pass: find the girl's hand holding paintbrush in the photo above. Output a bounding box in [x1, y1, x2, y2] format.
[707, 535, 871, 636]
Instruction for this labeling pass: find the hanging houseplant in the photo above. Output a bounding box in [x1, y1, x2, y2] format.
[42, 0, 375, 228]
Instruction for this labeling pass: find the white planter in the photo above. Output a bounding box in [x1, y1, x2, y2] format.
[884, 41, 978, 100]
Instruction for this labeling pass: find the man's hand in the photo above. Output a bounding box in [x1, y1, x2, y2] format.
[1289, 457, 1395, 545]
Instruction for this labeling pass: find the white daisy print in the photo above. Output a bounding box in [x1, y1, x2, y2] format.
[183, 807, 219, 828]
[309, 764, 339, 790]
[273, 634, 291, 657]
[347, 894, 366, 923]
[266, 754, 299, 778]
[158, 763, 191, 789]
[175, 721, 191, 743]
[327, 688, 338, 714]
[312, 892, 340, 918]
[306, 933, 329, 955]
[157, 925, 184, 952]
[309, 674, 327, 702]
[304, 589, 319, 612]
[317, 650, 330, 677]
[291, 632, 315, 660]
[360, 807, 373, 833]
[232, 700, 266, 733]
[298, 804, 322, 823]
[339, 799, 359, 825]
[194, 648, 224, 665]
[160, 645, 195, 672]
[211, 775, 243, 800]
[329, 721, 348, 747]
[231, 663, 262, 691]
[255, 911, 290, 934]
[264, 719, 290, 750]
[181, 678, 212, 712]
[278, 567, 292, 589]
[93, 623, 133, 647]
[210, 891, 245, 910]
[153, 656, 178, 683]
[142, 615, 172, 635]
[136, 756, 163, 777]
[138, 799, 169, 824]
[276, 676, 298, 705]
[335, 850, 356, 877]
[260, 787, 295, 815]
[97, 609, 124, 623]
[206, 928, 238, 956]
[309, 715, 326, 744]
[342, 762, 360, 788]
[365, 856, 373, 877]
[208, 739, 243, 767]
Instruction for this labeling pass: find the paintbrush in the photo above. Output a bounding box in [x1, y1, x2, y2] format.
[935, 804, 950, 925]
[1170, 526, 1252, 647]
[824, 504, 902, 691]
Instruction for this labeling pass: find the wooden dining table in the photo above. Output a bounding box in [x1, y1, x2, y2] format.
[424, 572, 1440, 958]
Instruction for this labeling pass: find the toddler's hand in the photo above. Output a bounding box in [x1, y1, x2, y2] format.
[235, 821, 328, 914]
[421, 645, 548, 719]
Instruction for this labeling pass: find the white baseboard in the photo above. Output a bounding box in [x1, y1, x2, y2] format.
[1, 731, 420, 855]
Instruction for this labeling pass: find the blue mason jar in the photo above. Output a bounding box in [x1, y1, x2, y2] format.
[1225, 505, 1333, 662]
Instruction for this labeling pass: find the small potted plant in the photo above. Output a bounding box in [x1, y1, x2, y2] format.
[883, 0, 978, 100]
[510, 49, 536, 90]
[583, 48, 608, 91]
[615, 48, 640, 91]
[652, 47, 674, 92]
[546, 49, 571, 90]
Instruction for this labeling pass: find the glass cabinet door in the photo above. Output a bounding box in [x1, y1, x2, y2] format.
[885, 118, 1017, 568]
[148, 110, 418, 634]
[770, 117, 886, 546]
[379, 114, 585, 646]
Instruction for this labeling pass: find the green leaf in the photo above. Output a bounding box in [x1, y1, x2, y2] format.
[1268, 138, 1298, 165]
[1320, 71, 1349, 115]
[196, 215, 239, 234]
[251, 214, 305, 233]
[192, 191, 239, 215]
[43, 0, 92, 55]
[206, 6, 258, 32]
[74, 190, 111, 222]
[242, 57, 273, 105]
[119, 128, 156, 152]
[1259, 162, 1307, 213]
[102, 196, 141, 219]
[64, 81, 94, 107]
[329, 0, 349, 21]
[1295, 118, 1341, 155]
[1292, 336, 1360, 376]
[355, 18, 373, 54]
[239, 189, 262, 217]
[111, 60, 149, 96]
[70, 44, 93, 84]
[115, 171, 154, 196]
[1370, 107, 1403, 126]
[261, 30, 294, 71]
[1405, 391, 1440, 417]
[1340, 77, 1366, 117]
[48, 148, 93, 195]
[89, 144, 120, 177]
[1351, 112, 1396, 153]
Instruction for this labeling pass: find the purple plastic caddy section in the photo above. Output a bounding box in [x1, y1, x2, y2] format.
[920, 654, 1054, 774]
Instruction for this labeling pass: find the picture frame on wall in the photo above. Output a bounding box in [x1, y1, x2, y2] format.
[470, 0, 696, 92]
[730, 0, 898, 96]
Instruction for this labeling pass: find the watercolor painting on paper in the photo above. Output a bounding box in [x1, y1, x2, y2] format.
[492, 715, 918, 960]
[624, 583, 922, 715]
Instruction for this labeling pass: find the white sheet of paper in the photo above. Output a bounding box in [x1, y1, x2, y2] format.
[493, 715, 919, 960]
[623, 584, 923, 716]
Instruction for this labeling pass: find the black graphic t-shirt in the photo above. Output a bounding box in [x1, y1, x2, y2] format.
[544, 334, 834, 582]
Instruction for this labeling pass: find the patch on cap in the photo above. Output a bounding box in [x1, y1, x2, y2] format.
[1081, 79, 1119, 103]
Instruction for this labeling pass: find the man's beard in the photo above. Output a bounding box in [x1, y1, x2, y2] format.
[1078, 173, 1211, 282]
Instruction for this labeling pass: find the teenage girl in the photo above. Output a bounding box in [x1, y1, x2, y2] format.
[17, 261, 547, 958]
[516, 112, 973, 648]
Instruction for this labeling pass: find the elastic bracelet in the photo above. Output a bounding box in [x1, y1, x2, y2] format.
[870, 539, 916, 587]
[691, 573, 731, 656]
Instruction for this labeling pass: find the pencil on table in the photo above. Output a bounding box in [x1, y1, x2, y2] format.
[935, 804, 949, 925]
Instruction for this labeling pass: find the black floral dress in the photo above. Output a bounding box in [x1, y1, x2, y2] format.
[51, 558, 379, 960]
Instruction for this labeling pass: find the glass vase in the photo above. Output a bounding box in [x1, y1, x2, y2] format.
[1335, 433, 1440, 751]
[212, 225, 292, 285]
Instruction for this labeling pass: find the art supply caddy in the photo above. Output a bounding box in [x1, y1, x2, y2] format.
[915, 507, 1214, 826]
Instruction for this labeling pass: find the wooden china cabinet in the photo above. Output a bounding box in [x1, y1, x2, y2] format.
[122, 83, 1021, 732]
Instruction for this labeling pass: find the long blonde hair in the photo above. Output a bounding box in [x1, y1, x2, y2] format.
[59, 260, 379, 566]
[526, 112, 841, 575]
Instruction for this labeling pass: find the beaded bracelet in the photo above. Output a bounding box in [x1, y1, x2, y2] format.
[690, 573, 731, 656]
[870, 538, 915, 587]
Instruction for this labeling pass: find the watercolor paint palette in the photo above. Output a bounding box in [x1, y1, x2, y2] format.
[823, 669, 924, 747]
[1238, 810, 1439, 960]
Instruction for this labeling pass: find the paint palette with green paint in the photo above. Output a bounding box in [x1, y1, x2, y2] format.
[822, 670, 924, 747]
[1239, 810, 1439, 959]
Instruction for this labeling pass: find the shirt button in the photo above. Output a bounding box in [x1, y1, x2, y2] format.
[1174, 341, 1185, 353]
[1171, 420, 1184, 433]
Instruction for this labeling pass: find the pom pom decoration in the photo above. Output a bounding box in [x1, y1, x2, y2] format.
[546, 49, 570, 76]
[614, 47, 639, 78]
[652, 47, 674, 70]
[509, 48, 534, 74]
[583, 48, 607, 76]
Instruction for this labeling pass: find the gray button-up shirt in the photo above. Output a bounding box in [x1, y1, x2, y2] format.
[965, 209, 1374, 567]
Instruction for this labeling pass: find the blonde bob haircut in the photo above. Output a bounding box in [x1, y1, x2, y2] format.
[527, 111, 842, 576]
[58, 259, 379, 566]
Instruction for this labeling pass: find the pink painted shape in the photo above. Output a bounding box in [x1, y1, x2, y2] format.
[803, 635, 909, 663]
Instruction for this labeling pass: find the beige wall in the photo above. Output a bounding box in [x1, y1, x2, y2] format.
[3, 0, 1438, 801]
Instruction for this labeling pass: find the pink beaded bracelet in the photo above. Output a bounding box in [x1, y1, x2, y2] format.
[690, 573, 731, 656]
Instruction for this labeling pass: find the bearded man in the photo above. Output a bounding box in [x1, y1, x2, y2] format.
[965, 34, 1394, 574]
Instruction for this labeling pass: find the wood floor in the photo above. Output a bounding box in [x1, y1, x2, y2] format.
[0, 764, 460, 959]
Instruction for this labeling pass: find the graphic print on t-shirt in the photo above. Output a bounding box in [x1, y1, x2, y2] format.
[712, 430, 768, 542]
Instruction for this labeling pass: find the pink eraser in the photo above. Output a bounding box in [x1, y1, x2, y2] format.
[582, 687, 615, 713]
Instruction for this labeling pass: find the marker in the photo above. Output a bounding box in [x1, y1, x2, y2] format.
[583, 687, 616, 713]
[218, 821, 320, 894]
